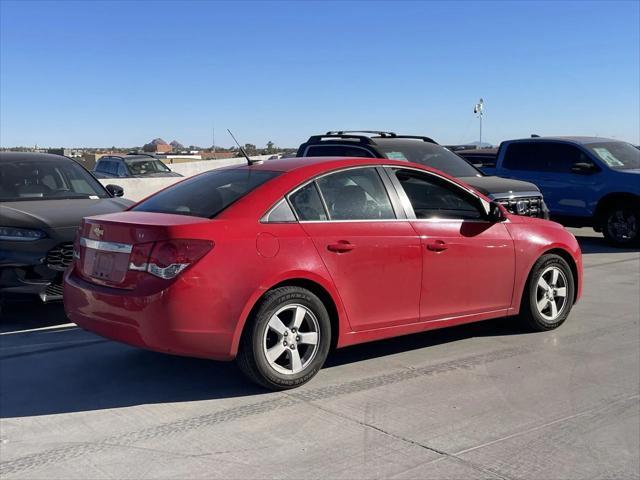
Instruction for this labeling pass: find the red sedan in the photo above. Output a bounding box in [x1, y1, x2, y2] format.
[64, 157, 583, 390]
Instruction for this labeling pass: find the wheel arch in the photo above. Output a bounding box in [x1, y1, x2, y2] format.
[538, 248, 580, 305]
[593, 192, 640, 228]
[230, 273, 346, 358]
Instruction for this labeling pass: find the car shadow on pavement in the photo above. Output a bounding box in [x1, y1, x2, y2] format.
[0, 301, 70, 333]
[0, 315, 526, 419]
[575, 234, 639, 254]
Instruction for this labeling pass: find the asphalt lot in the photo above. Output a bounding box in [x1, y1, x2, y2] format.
[0, 228, 638, 480]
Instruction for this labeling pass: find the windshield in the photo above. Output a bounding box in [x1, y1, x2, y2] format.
[586, 142, 640, 170]
[126, 159, 172, 175]
[375, 140, 482, 178]
[0, 158, 108, 202]
[132, 169, 280, 218]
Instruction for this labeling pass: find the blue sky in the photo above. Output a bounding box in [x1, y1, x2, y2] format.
[1, 0, 638, 148]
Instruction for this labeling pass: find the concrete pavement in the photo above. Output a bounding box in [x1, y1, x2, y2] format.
[1, 228, 638, 479]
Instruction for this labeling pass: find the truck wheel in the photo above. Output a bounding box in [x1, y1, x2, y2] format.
[519, 254, 575, 331]
[602, 202, 640, 247]
[236, 286, 331, 390]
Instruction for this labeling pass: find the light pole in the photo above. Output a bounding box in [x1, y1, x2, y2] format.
[474, 98, 484, 148]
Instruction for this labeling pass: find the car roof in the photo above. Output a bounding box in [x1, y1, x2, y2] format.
[506, 136, 619, 145]
[0, 152, 73, 162]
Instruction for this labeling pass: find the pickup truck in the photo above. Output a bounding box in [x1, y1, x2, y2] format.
[459, 137, 640, 247]
[297, 131, 549, 219]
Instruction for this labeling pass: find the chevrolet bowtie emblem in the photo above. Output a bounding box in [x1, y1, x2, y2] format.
[92, 225, 104, 238]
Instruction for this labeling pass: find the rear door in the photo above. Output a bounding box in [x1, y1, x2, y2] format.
[289, 166, 422, 331]
[387, 167, 515, 321]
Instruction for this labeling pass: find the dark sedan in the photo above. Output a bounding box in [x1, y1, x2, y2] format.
[0, 152, 133, 310]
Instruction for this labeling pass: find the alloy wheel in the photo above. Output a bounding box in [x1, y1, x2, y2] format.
[535, 266, 568, 322]
[262, 304, 320, 375]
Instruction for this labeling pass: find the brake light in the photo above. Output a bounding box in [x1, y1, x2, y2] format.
[72, 230, 81, 265]
[128, 239, 213, 280]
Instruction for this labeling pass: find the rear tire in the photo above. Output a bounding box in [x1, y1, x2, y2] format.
[602, 202, 640, 247]
[519, 254, 575, 331]
[236, 286, 331, 390]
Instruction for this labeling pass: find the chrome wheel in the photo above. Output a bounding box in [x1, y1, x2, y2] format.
[606, 208, 638, 243]
[536, 266, 568, 322]
[262, 304, 320, 375]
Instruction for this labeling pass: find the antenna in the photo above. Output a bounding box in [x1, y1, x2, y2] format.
[227, 129, 254, 165]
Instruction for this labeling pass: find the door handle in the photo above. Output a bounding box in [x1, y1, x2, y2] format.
[327, 241, 355, 253]
[426, 240, 448, 252]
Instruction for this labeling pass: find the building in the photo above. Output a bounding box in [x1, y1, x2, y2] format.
[143, 138, 172, 153]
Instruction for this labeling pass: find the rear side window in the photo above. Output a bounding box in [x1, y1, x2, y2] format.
[504, 142, 586, 173]
[316, 168, 396, 220]
[133, 169, 279, 218]
[503, 143, 545, 171]
[289, 183, 328, 221]
[304, 145, 374, 158]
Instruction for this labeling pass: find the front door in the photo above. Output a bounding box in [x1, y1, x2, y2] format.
[389, 167, 516, 321]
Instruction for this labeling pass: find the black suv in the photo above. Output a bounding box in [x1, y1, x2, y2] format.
[297, 131, 549, 218]
[93, 154, 182, 179]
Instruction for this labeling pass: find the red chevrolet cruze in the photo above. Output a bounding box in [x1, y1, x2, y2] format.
[64, 157, 582, 390]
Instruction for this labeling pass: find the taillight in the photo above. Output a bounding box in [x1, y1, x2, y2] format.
[128, 239, 213, 280]
[72, 229, 81, 265]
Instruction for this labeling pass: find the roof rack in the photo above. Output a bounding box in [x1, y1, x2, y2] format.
[326, 130, 397, 137]
[318, 131, 437, 145]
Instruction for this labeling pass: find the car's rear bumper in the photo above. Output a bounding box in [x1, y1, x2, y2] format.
[63, 269, 236, 361]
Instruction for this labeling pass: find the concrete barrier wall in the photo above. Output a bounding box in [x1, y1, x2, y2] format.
[98, 155, 274, 202]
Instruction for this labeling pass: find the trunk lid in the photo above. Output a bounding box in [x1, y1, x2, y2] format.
[77, 211, 212, 288]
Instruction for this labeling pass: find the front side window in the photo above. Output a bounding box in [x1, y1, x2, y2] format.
[126, 159, 171, 175]
[316, 168, 396, 220]
[394, 169, 484, 220]
[117, 163, 128, 177]
[133, 169, 279, 218]
[586, 142, 640, 170]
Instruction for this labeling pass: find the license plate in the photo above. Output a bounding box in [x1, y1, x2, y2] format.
[92, 252, 115, 279]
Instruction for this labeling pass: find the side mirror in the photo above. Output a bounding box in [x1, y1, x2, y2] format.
[571, 162, 598, 174]
[486, 201, 505, 222]
[105, 184, 124, 197]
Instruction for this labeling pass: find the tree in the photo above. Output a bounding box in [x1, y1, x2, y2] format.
[243, 143, 257, 155]
[266, 141, 275, 154]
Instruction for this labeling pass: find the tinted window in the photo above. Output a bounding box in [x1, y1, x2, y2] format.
[289, 183, 327, 221]
[305, 145, 374, 158]
[502, 143, 545, 171]
[95, 159, 111, 173]
[133, 169, 279, 218]
[375, 140, 482, 177]
[394, 169, 483, 220]
[117, 163, 128, 177]
[316, 168, 395, 220]
[503, 142, 586, 172]
[0, 158, 108, 201]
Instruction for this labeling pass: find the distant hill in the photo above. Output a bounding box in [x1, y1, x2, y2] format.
[170, 140, 184, 150]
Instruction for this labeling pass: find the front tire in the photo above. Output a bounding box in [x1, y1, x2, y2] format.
[236, 286, 331, 390]
[519, 254, 575, 331]
[602, 202, 640, 247]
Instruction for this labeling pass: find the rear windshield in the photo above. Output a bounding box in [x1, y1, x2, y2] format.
[132, 169, 280, 218]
